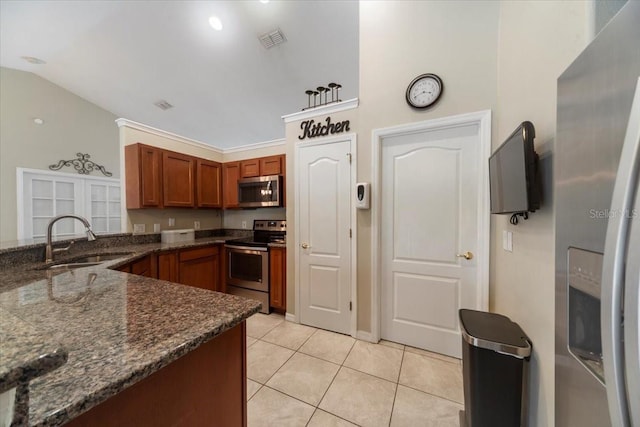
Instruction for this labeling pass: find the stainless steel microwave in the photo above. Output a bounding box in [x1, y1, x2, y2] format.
[238, 175, 282, 208]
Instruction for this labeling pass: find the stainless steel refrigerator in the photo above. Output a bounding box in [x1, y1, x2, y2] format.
[555, 2, 640, 426]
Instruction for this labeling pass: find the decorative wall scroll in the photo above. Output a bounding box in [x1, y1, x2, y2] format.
[298, 116, 350, 140]
[49, 153, 113, 176]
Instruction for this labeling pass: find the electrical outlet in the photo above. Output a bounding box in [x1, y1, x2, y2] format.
[242, 221, 247, 229]
[133, 224, 146, 234]
[168, 218, 175, 227]
[194, 221, 201, 230]
[153, 224, 161, 233]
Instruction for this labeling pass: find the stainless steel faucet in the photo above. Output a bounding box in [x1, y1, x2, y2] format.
[45, 215, 97, 263]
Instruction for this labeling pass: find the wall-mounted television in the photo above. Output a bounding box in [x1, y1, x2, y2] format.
[489, 121, 540, 219]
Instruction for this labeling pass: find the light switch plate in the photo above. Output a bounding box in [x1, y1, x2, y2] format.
[194, 221, 201, 230]
[503, 230, 513, 252]
[242, 221, 247, 229]
[133, 224, 146, 234]
[168, 218, 175, 227]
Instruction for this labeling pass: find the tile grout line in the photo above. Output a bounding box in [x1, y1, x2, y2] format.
[388, 348, 407, 427]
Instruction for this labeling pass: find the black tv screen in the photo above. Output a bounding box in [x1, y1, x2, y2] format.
[489, 121, 540, 214]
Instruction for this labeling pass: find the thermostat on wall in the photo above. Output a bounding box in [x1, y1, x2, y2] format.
[356, 182, 370, 209]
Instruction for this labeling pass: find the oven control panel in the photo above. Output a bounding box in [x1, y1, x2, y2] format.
[254, 220, 286, 232]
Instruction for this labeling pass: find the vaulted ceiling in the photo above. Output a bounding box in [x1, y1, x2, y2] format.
[0, 0, 359, 149]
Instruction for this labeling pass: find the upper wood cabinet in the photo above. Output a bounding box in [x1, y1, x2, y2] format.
[240, 159, 260, 178]
[125, 144, 163, 208]
[223, 162, 240, 209]
[260, 156, 283, 176]
[196, 159, 222, 208]
[163, 151, 196, 207]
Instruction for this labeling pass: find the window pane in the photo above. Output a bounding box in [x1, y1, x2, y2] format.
[109, 187, 121, 202]
[33, 218, 49, 237]
[56, 200, 75, 215]
[91, 185, 107, 200]
[109, 218, 121, 232]
[55, 218, 75, 234]
[92, 201, 107, 216]
[108, 202, 120, 216]
[32, 180, 53, 198]
[33, 199, 53, 217]
[56, 182, 74, 199]
[92, 218, 107, 233]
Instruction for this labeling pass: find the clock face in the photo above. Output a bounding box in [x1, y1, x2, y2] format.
[406, 74, 443, 109]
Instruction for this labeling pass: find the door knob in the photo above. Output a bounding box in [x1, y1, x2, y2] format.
[301, 243, 310, 249]
[457, 251, 473, 260]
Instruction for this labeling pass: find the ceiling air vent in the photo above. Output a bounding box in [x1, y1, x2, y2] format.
[259, 29, 286, 49]
[154, 100, 173, 110]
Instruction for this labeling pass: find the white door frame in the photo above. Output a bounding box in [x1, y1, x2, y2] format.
[294, 133, 358, 337]
[370, 110, 491, 343]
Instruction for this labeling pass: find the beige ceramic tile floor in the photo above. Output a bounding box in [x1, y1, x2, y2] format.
[246, 313, 464, 427]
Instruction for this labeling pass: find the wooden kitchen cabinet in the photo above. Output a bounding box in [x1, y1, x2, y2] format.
[260, 155, 283, 176]
[114, 255, 155, 278]
[196, 159, 222, 208]
[163, 151, 196, 207]
[240, 159, 260, 178]
[157, 251, 178, 282]
[269, 247, 286, 312]
[178, 246, 220, 292]
[125, 144, 163, 209]
[223, 162, 240, 208]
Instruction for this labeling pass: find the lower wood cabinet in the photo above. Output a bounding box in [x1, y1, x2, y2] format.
[116, 245, 223, 293]
[269, 247, 286, 312]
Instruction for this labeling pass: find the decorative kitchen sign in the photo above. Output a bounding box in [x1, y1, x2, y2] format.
[49, 153, 113, 176]
[298, 116, 350, 140]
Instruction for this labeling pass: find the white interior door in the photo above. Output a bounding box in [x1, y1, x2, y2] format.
[380, 123, 482, 358]
[298, 139, 352, 334]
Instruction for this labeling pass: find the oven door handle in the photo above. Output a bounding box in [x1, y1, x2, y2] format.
[225, 244, 268, 252]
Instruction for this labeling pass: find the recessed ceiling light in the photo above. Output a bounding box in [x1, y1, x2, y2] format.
[33, 118, 44, 125]
[21, 56, 46, 65]
[208, 16, 223, 31]
[260, 0, 270, 4]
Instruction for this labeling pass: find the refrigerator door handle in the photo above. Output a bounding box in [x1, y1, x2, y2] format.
[602, 77, 640, 427]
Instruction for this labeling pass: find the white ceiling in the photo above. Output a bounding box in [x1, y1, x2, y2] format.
[0, 0, 359, 149]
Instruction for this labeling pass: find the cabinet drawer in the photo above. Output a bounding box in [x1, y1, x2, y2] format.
[179, 246, 219, 262]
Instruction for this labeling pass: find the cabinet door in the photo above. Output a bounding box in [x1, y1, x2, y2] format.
[269, 247, 286, 312]
[178, 246, 219, 291]
[131, 255, 154, 278]
[197, 159, 222, 208]
[125, 144, 163, 208]
[158, 252, 177, 282]
[260, 156, 283, 176]
[163, 151, 195, 207]
[223, 162, 240, 208]
[240, 159, 260, 178]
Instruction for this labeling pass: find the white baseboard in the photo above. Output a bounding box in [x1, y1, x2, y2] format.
[356, 330, 376, 342]
[285, 312, 298, 323]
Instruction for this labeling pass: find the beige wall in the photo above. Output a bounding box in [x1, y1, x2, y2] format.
[0, 67, 119, 242]
[357, 0, 500, 330]
[493, 2, 589, 426]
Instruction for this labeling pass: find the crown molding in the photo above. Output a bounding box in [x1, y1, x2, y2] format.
[281, 98, 359, 123]
[116, 118, 223, 154]
[115, 118, 286, 154]
[223, 138, 285, 154]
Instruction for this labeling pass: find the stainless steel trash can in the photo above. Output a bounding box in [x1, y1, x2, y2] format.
[459, 309, 532, 427]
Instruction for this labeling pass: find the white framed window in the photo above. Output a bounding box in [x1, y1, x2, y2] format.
[17, 168, 121, 240]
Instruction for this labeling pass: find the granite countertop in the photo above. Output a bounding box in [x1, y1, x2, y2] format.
[0, 235, 261, 426]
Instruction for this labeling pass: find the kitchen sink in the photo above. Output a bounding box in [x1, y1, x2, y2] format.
[68, 253, 132, 263]
[36, 252, 133, 271]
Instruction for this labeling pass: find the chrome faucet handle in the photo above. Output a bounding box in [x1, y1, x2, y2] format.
[52, 240, 74, 255]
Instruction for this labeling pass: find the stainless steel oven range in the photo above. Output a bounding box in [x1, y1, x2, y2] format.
[225, 220, 286, 314]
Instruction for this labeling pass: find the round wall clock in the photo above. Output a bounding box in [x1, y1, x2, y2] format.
[406, 73, 443, 109]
